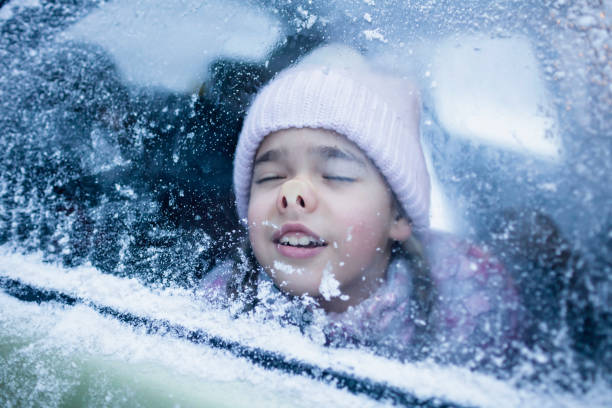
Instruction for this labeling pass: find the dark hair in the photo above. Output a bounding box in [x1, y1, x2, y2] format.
[396, 234, 438, 357]
[195, 225, 261, 313]
[226, 234, 261, 312]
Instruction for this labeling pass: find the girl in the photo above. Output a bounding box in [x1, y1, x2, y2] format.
[201, 45, 520, 366]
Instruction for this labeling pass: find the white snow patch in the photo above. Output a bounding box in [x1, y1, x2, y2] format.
[261, 220, 280, 230]
[318, 263, 342, 301]
[420, 141, 463, 233]
[345, 226, 353, 242]
[295, 6, 317, 30]
[305, 15, 318, 29]
[0, 0, 41, 22]
[60, 0, 281, 93]
[431, 35, 561, 160]
[363, 28, 388, 43]
[273, 260, 303, 275]
[0, 292, 377, 408]
[114, 183, 137, 199]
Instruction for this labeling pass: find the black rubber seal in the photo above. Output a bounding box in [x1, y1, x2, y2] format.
[0, 275, 468, 408]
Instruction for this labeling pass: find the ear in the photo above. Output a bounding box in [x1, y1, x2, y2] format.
[389, 214, 412, 242]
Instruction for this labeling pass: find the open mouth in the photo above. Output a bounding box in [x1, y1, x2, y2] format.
[276, 235, 327, 248]
[272, 223, 329, 254]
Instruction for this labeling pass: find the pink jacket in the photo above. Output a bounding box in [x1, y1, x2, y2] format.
[200, 231, 521, 365]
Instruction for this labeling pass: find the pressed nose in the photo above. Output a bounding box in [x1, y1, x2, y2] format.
[277, 179, 317, 213]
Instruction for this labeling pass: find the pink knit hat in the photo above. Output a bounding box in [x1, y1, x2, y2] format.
[233, 45, 431, 230]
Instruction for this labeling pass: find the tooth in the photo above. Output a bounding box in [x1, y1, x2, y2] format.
[280, 236, 290, 244]
[288, 236, 299, 246]
[298, 236, 310, 246]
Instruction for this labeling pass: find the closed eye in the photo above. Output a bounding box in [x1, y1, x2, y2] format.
[255, 175, 285, 184]
[323, 175, 356, 182]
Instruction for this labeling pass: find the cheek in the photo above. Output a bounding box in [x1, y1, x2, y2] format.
[247, 199, 272, 260]
[343, 224, 385, 258]
[337, 207, 390, 244]
[333, 205, 392, 266]
[247, 192, 267, 221]
[248, 224, 264, 256]
[247, 190, 278, 230]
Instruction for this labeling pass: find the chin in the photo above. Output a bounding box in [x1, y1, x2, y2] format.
[271, 274, 322, 298]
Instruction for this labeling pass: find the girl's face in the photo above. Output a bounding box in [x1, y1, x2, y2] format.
[247, 128, 411, 312]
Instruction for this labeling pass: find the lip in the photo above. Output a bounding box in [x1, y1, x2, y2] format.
[273, 223, 323, 242]
[273, 223, 327, 259]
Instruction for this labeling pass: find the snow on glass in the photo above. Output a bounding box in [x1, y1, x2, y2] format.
[0, 0, 610, 406]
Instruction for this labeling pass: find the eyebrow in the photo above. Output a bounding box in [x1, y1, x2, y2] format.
[310, 145, 367, 168]
[253, 145, 368, 168]
[254, 148, 284, 166]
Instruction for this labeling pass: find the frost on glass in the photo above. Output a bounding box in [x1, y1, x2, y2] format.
[0, 0, 610, 405]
